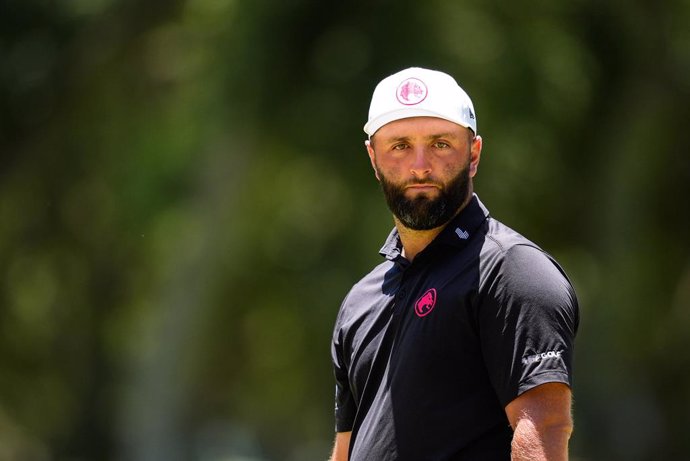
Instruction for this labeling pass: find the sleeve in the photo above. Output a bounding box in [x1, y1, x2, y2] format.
[332, 301, 356, 432]
[478, 244, 579, 408]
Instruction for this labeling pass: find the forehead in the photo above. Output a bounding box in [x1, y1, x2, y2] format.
[373, 116, 469, 141]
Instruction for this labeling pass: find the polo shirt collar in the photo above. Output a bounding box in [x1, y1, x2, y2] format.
[379, 194, 490, 261]
[380, 227, 404, 261]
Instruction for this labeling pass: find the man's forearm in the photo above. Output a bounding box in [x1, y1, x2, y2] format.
[329, 431, 351, 461]
[511, 417, 571, 461]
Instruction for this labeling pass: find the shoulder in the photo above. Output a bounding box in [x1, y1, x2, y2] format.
[334, 260, 397, 328]
[344, 259, 396, 305]
[478, 218, 577, 305]
[481, 217, 543, 255]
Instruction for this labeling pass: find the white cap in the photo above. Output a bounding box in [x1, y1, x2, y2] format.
[363, 67, 477, 137]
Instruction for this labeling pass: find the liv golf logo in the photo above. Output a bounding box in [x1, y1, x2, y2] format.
[522, 350, 563, 365]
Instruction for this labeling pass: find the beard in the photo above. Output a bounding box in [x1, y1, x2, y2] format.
[377, 164, 471, 231]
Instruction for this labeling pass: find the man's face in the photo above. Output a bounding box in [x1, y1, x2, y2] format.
[366, 117, 482, 231]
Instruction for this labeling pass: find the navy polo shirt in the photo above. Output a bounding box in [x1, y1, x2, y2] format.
[331, 194, 579, 461]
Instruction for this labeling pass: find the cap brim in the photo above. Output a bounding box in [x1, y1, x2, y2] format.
[364, 108, 474, 136]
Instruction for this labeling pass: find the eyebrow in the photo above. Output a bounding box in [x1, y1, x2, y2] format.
[382, 132, 460, 144]
[425, 132, 459, 141]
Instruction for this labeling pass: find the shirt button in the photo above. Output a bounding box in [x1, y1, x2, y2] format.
[399, 289, 407, 297]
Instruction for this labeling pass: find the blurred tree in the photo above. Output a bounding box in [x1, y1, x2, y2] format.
[1, 0, 689, 460]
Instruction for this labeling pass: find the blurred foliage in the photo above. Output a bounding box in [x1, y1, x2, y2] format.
[1, 0, 689, 460]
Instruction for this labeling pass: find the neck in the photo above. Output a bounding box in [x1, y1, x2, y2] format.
[395, 193, 474, 262]
[395, 220, 445, 262]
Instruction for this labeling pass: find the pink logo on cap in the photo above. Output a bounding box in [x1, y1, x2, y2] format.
[414, 288, 437, 317]
[396, 78, 428, 105]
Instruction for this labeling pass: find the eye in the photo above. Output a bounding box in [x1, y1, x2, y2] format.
[392, 143, 409, 151]
[433, 141, 450, 149]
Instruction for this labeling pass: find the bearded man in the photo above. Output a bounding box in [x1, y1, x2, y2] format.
[329, 67, 579, 461]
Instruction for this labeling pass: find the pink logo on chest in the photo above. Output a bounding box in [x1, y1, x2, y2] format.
[414, 288, 437, 317]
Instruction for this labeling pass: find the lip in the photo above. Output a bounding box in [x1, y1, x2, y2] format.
[405, 184, 440, 191]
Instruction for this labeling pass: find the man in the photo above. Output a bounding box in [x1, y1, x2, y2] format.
[330, 67, 579, 461]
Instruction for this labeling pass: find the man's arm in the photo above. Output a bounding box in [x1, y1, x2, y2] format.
[329, 431, 351, 461]
[505, 382, 573, 461]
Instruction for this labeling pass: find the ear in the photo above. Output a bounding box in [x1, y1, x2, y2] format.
[365, 139, 380, 180]
[469, 135, 482, 178]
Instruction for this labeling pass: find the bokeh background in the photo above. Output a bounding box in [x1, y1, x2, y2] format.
[2, 0, 690, 460]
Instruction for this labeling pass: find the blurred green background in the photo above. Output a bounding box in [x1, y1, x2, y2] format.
[2, 0, 689, 460]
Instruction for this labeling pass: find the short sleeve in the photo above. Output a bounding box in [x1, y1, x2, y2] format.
[332, 309, 356, 432]
[479, 244, 579, 407]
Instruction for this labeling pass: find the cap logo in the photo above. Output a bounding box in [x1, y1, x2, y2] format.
[414, 288, 437, 317]
[396, 78, 427, 105]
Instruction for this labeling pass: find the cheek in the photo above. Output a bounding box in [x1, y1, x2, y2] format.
[438, 157, 471, 182]
[375, 160, 401, 180]
[441, 161, 461, 178]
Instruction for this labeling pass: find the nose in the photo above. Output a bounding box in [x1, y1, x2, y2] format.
[410, 147, 432, 178]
